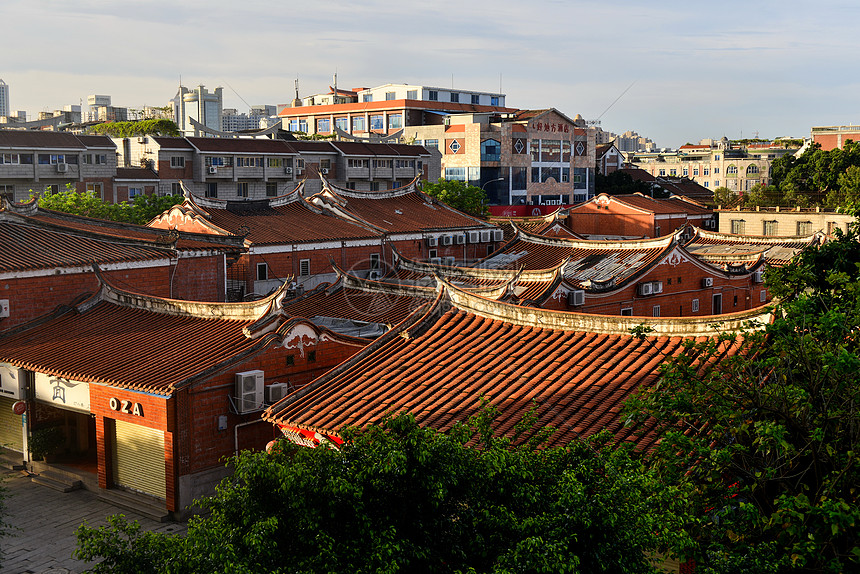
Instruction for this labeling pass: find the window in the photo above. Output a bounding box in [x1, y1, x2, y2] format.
[267, 157, 282, 168]
[370, 115, 384, 130]
[747, 164, 759, 175]
[481, 139, 501, 162]
[388, 114, 403, 129]
[352, 117, 365, 131]
[0, 184, 13, 200]
[316, 118, 331, 132]
[714, 154, 720, 160]
[487, 244, 494, 256]
[296, 158, 305, 171]
[691, 298, 700, 313]
[448, 139, 461, 154]
[285, 355, 295, 367]
[86, 182, 103, 198]
[760, 290, 767, 302]
[370, 181, 381, 191]
[703, 168, 710, 176]
[683, 168, 688, 176]
[428, 249, 438, 259]
[797, 221, 812, 235]
[714, 167, 720, 174]
[704, 182, 709, 188]
[658, 169, 666, 176]
[266, 182, 278, 197]
[348, 159, 369, 168]
[733, 294, 738, 307]
[307, 350, 317, 363]
[171, 182, 182, 195]
[428, 90, 438, 101]
[373, 159, 391, 169]
[445, 167, 466, 181]
[369, 253, 380, 269]
[170, 156, 185, 168]
[731, 219, 745, 234]
[714, 180, 720, 187]
[763, 220, 778, 235]
[320, 159, 331, 170]
[384, 91, 396, 101]
[38, 154, 66, 165]
[346, 181, 356, 190]
[407, 90, 417, 99]
[490, 96, 499, 106]
[693, 167, 699, 176]
[237, 157, 262, 168]
[129, 187, 142, 200]
[450, 92, 459, 103]
[471, 94, 480, 104]
[237, 182, 249, 197]
[652, 305, 661, 317]
[335, 117, 348, 131]
[257, 263, 268, 281]
[424, 139, 438, 150]
[669, 169, 677, 176]
[299, 259, 310, 276]
[298, 119, 307, 132]
[726, 164, 738, 176]
[362, 94, 373, 102]
[206, 182, 217, 198]
[621, 307, 633, 316]
[44, 184, 59, 194]
[1, 153, 19, 164]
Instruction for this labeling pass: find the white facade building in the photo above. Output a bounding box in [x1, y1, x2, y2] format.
[0, 79, 10, 118]
[171, 85, 223, 136]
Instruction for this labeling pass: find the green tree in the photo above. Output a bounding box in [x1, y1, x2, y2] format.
[90, 119, 180, 138]
[595, 169, 652, 196]
[421, 178, 489, 217]
[712, 186, 738, 207]
[34, 185, 182, 225]
[625, 224, 860, 573]
[75, 411, 693, 573]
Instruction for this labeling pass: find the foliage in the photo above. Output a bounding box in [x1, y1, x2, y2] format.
[712, 186, 738, 207]
[595, 169, 652, 196]
[90, 119, 180, 137]
[75, 410, 693, 573]
[625, 224, 860, 573]
[29, 426, 65, 460]
[34, 185, 183, 225]
[422, 178, 489, 217]
[762, 140, 860, 208]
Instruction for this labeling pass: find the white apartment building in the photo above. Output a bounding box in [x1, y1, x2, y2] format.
[0, 79, 9, 118]
[171, 85, 223, 136]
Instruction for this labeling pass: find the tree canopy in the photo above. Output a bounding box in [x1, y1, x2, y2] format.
[595, 169, 653, 196]
[421, 178, 489, 217]
[34, 186, 183, 225]
[75, 410, 692, 574]
[625, 224, 860, 573]
[89, 119, 180, 138]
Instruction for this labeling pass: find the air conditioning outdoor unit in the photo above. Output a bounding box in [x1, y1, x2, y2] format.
[753, 270, 764, 283]
[426, 237, 438, 247]
[638, 282, 653, 296]
[284, 167, 293, 174]
[480, 230, 491, 243]
[455, 234, 466, 245]
[702, 277, 714, 288]
[651, 281, 663, 294]
[0, 365, 27, 400]
[441, 235, 453, 246]
[429, 257, 442, 265]
[265, 382, 291, 404]
[208, 166, 217, 174]
[56, 163, 67, 173]
[234, 370, 265, 413]
[444, 256, 456, 266]
[368, 270, 382, 280]
[468, 231, 480, 243]
[320, 168, 329, 174]
[568, 289, 585, 307]
[137, 136, 148, 144]
[492, 229, 504, 242]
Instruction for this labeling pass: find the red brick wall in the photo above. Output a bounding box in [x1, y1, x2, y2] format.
[172, 254, 225, 301]
[156, 159, 193, 180]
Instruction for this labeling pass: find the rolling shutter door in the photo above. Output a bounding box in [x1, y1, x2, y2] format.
[113, 419, 166, 499]
[0, 397, 23, 452]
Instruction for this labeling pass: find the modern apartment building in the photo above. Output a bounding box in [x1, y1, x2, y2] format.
[0, 79, 9, 118]
[171, 85, 223, 136]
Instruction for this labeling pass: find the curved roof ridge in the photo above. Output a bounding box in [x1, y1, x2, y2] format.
[182, 179, 304, 210]
[517, 223, 681, 251]
[692, 226, 825, 245]
[320, 173, 421, 199]
[437, 278, 773, 337]
[87, 264, 294, 323]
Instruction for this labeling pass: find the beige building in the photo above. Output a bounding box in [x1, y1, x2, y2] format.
[717, 207, 853, 236]
[632, 137, 800, 193]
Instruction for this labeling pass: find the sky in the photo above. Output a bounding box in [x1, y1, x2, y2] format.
[3, 0, 860, 149]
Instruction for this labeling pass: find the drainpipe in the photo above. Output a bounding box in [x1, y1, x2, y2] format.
[234, 419, 263, 457]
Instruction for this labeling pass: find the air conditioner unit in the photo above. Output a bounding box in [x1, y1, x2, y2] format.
[753, 270, 764, 283]
[0, 365, 27, 400]
[702, 277, 714, 288]
[568, 289, 585, 307]
[455, 234, 466, 245]
[443, 256, 456, 266]
[137, 136, 148, 144]
[426, 237, 438, 247]
[368, 270, 382, 280]
[320, 168, 329, 174]
[208, 166, 217, 174]
[480, 230, 491, 243]
[56, 163, 67, 173]
[429, 257, 442, 265]
[234, 370, 264, 413]
[638, 282, 653, 296]
[492, 229, 504, 242]
[468, 231, 480, 243]
[284, 167, 293, 174]
[441, 235, 453, 246]
[265, 382, 291, 404]
[651, 281, 663, 294]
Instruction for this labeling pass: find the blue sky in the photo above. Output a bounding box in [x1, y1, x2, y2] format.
[4, 0, 859, 148]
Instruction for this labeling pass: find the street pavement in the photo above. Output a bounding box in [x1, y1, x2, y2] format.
[1, 469, 186, 573]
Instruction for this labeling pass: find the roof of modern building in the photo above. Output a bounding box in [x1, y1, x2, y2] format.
[115, 167, 159, 180]
[0, 274, 367, 396]
[309, 177, 494, 234]
[0, 130, 89, 149]
[264, 282, 770, 450]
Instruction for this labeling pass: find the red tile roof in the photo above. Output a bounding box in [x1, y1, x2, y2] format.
[0, 277, 367, 395]
[264, 283, 769, 450]
[311, 178, 492, 234]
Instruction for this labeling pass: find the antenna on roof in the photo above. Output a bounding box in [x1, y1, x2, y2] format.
[295, 78, 300, 100]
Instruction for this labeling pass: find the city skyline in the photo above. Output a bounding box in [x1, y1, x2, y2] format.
[4, 0, 860, 148]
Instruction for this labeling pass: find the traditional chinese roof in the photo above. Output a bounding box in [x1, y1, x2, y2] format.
[683, 227, 824, 267]
[310, 176, 494, 234]
[148, 182, 380, 246]
[0, 272, 367, 395]
[263, 282, 770, 450]
[489, 208, 582, 242]
[575, 193, 712, 217]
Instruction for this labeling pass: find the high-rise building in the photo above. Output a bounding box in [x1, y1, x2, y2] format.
[0, 79, 10, 118]
[171, 85, 223, 136]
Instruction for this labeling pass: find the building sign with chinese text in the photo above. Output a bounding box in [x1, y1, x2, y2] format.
[34, 372, 90, 413]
